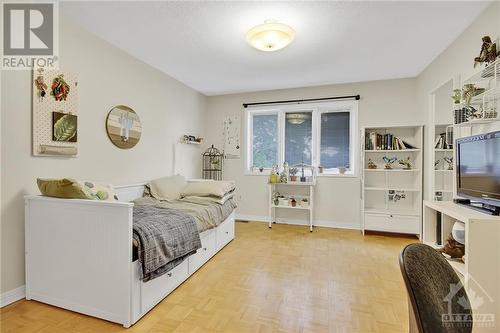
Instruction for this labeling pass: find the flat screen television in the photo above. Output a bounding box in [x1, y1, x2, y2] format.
[456, 130, 500, 214]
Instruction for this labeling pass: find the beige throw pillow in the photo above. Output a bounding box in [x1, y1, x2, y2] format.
[181, 180, 235, 198]
[149, 175, 187, 201]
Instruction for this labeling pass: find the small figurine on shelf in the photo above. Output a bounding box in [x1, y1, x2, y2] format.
[435, 159, 441, 170]
[444, 157, 454, 170]
[367, 159, 377, 169]
[280, 173, 288, 183]
[300, 165, 306, 182]
[383, 156, 397, 170]
[398, 157, 412, 170]
[451, 89, 461, 104]
[283, 162, 289, 177]
[474, 36, 499, 68]
[289, 167, 299, 181]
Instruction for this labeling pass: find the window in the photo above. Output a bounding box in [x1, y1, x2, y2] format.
[249, 112, 278, 170]
[245, 100, 358, 176]
[285, 112, 312, 166]
[320, 112, 350, 169]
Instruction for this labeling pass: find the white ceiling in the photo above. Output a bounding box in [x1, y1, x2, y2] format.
[61, 1, 490, 96]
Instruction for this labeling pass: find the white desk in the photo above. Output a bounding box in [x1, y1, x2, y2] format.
[423, 200, 500, 332]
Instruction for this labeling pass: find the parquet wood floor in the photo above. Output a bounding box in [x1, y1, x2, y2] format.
[1, 222, 416, 333]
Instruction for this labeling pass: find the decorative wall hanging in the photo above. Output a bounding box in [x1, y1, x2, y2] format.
[52, 112, 77, 142]
[51, 75, 70, 101]
[106, 105, 142, 149]
[32, 68, 79, 156]
[223, 115, 240, 159]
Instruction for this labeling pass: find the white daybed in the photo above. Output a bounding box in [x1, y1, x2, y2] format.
[24, 181, 235, 327]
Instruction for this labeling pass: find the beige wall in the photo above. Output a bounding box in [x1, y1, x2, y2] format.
[2, 2, 499, 297]
[0, 19, 207, 293]
[205, 78, 421, 226]
[417, 1, 500, 200]
[205, 1, 500, 226]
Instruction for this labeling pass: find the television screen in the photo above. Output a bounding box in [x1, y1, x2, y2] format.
[457, 131, 500, 204]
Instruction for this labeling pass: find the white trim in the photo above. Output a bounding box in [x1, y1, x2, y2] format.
[0, 286, 25, 308]
[235, 213, 360, 230]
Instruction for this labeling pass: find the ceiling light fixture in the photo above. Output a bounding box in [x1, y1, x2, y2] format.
[245, 20, 295, 52]
[286, 113, 310, 125]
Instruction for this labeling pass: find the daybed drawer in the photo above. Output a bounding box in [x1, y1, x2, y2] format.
[364, 213, 419, 234]
[188, 230, 216, 274]
[141, 259, 188, 312]
[216, 216, 234, 250]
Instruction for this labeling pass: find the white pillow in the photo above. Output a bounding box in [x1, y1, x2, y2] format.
[181, 180, 235, 198]
[149, 175, 187, 201]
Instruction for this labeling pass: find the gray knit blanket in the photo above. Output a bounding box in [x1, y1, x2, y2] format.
[133, 205, 201, 282]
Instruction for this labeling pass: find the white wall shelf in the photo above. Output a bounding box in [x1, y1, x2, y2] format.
[361, 125, 423, 237]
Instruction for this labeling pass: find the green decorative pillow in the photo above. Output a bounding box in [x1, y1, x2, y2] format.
[37, 178, 119, 201]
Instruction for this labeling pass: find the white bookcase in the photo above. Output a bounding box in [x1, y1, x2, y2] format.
[361, 125, 423, 237]
[433, 124, 454, 201]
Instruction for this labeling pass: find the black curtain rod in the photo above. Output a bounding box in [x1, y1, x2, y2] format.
[242, 95, 360, 108]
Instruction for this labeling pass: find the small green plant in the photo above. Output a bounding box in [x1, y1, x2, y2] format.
[451, 89, 461, 104]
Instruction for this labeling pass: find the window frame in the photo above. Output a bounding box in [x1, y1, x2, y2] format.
[245, 108, 281, 173]
[244, 100, 358, 177]
[316, 102, 358, 176]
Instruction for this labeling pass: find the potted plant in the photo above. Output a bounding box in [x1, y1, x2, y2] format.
[272, 192, 280, 206]
[300, 198, 309, 208]
[451, 89, 461, 104]
[289, 167, 299, 181]
[291, 197, 297, 207]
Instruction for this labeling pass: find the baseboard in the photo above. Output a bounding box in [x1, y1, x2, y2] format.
[0, 285, 25, 308]
[235, 214, 360, 230]
[236, 214, 270, 223]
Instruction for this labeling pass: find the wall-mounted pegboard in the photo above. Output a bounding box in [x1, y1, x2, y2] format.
[32, 68, 79, 156]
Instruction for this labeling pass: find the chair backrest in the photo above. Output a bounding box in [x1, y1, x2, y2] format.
[399, 243, 472, 333]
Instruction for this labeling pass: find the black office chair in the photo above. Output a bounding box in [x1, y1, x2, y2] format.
[399, 243, 472, 333]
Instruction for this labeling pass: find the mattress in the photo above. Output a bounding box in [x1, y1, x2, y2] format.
[132, 197, 236, 261]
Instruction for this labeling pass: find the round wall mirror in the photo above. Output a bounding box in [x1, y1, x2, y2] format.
[106, 105, 142, 149]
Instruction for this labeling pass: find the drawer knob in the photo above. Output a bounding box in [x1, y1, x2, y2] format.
[390, 214, 393, 218]
[203, 247, 207, 251]
[225, 231, 229, 234]
[167, 273, 172, 277]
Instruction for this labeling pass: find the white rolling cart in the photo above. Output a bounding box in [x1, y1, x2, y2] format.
[268, 181, 315, 232]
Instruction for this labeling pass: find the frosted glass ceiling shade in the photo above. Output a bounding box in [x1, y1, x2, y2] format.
[246, 20, 295, 52]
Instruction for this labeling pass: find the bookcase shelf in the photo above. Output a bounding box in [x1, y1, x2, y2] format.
[361, 125, 423, 237]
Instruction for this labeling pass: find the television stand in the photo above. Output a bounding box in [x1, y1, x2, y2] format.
[423, 200, 500, 325]
[453, 199, 500, 216]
